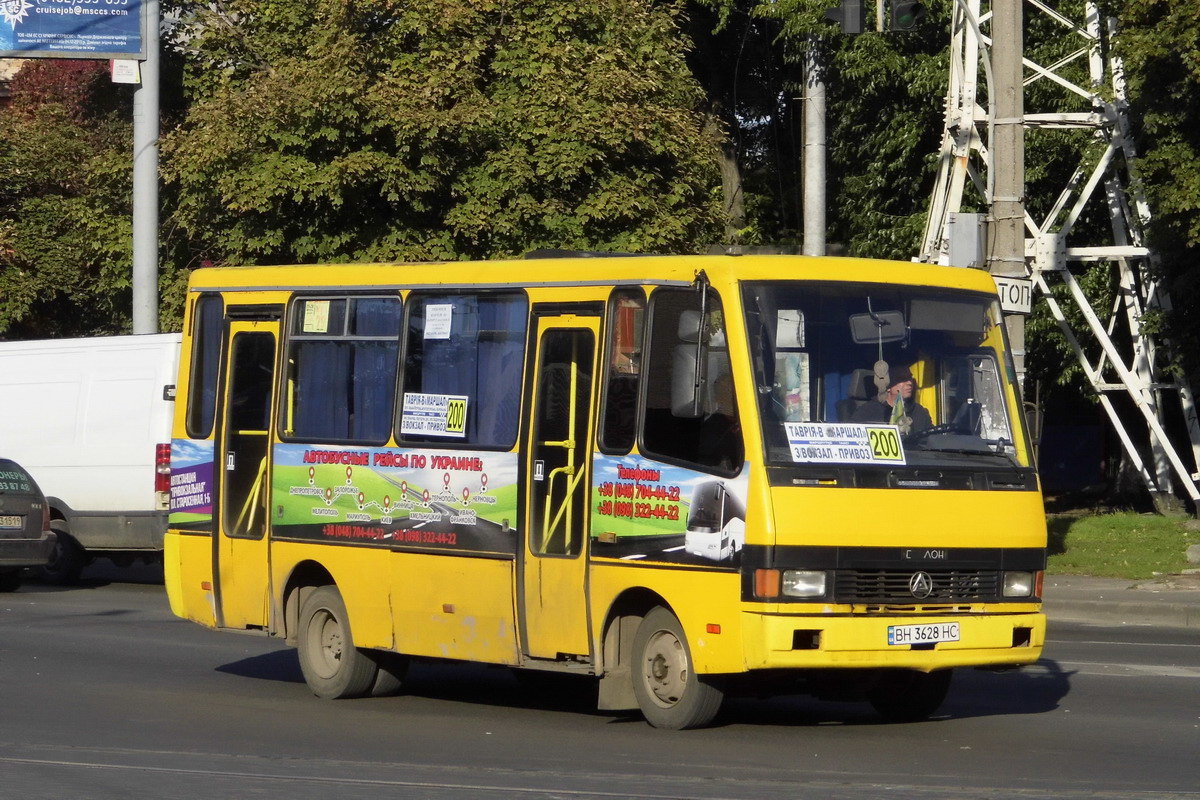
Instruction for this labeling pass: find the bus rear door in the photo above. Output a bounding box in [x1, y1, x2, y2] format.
[520, 313, 600, 660]
[214, 312, 281, 629]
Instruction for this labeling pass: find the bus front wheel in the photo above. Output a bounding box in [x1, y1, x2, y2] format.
[632, 607, 725, 730]
[867, 668, 953, 722]
[297, 585, 378, 699]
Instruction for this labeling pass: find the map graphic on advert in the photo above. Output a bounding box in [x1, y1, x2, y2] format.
[271, 444, 518, 555]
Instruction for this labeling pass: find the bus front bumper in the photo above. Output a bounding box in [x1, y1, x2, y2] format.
[741, 610, 1045, 672]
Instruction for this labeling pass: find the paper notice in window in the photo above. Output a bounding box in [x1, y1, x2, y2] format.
[302, 300, 330, 333]
[425, 304, 453, 339]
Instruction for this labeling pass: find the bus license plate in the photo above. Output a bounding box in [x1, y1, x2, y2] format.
[0, 515, 23, 529]
[887, 622, 960, 646]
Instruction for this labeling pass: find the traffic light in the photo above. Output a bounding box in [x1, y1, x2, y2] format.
[824, 0, 867, 35]
[890, 0, 926, 30]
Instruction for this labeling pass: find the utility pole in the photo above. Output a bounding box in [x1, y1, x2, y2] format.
[989, 0, 1025, 385]
[131, 0, 161, 335]
[803, 43, 826, 257]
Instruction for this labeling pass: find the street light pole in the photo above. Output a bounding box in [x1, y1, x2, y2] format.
[989, 0, 1025, 385]
[131, 0, 160, 335]
[803, 42, 826, 257]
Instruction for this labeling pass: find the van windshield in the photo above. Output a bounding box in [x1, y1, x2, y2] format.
[742, 281, 1029, 469]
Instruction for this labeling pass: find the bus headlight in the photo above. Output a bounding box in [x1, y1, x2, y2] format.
[1002, 571, 1035, 597]
[782, 570, 826, 598]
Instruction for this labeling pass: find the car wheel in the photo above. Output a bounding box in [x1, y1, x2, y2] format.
[37, 522, 85, 585]
[0, 570, 20, 592]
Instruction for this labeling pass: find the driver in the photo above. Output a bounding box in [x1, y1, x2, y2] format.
[851, 364, 932, 436]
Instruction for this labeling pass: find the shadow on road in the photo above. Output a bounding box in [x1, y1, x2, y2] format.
[211, 649, 1073, 727]
[19, 559, 165, 593]
[217, 648, 305, 683]
[213, 652, 617, 714]
[719, 659, 1074, 727]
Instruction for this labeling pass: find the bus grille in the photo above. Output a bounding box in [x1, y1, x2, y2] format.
[834, 569, 1001, 603]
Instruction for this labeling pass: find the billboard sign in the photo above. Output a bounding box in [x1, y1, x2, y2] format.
[0, 0, 144, 60]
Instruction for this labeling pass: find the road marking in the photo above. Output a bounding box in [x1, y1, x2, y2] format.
[0, 757, 730, 799]
[2, 755, 1197, 799]
[1039, 660, 1200, 679]
[1054, 639, 1200, 649]
[663, 545, 686, 552]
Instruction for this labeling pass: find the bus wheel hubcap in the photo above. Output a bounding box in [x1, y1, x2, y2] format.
[643, 630, 688, 707]
[309, 609, 343, 679]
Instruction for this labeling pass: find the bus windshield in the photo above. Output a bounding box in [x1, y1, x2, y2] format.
[742, 281, 1028, 469]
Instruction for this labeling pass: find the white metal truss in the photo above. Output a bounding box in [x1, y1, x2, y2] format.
[920, 0, 1200, 506]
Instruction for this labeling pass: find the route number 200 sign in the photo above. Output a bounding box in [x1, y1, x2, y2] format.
[784, 422, 906, 466]
[867, 426, 903, 462]
[400, 393, 469, 438]
[445, 398, 467, 435]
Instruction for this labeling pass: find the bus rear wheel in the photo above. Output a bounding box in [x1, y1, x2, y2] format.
[867, 668, 953, 722]
[632, 607, 724, 730]
[297, 585, 378, 699]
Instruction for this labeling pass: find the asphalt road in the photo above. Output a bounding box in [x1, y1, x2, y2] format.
[1, 564, 1198, 800]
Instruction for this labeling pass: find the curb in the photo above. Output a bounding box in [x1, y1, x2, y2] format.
[1044, 598, 1200, 631]
[1043, 575, 1200, 631]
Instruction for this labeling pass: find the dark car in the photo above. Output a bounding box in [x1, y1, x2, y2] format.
[0, 458, 57, 592]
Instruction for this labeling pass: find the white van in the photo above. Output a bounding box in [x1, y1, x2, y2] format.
[0, 334, 180, 582]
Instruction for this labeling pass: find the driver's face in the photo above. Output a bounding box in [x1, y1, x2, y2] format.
[888, 378, 914, 402]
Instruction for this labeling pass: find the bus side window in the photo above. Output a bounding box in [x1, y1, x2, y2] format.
[599, 289, 645, 453]
[640, 288, 743, 475]
[399, 293, 528, 449]
[186, 294, 225, 439]
[284, 296, 401, 445]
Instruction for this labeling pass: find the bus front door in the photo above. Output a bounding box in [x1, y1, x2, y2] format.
[214, 317, 280, 629]
[521, 315, 600, 661]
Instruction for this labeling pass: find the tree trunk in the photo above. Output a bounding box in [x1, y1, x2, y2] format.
[707, 116, 744, 243]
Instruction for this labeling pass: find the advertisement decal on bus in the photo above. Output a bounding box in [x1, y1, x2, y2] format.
[169, 438, 215, 530]
[270, 443, 519, 555]
[590, 454, 750, 566]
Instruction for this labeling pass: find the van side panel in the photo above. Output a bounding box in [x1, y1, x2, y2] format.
[0, 334, 181, 551]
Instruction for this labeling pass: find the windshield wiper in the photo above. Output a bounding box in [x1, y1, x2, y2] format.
[914, 441, 1026, 471]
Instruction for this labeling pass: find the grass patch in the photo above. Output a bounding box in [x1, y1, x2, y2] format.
[1047, 512, 1200, 579]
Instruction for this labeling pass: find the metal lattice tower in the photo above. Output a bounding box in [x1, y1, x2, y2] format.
[920, 0, 1200, 508]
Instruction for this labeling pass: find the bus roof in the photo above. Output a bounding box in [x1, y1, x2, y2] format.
[186, 254, 1001, 296]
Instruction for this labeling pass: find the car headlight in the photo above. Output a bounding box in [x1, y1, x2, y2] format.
[1002, 571, 1034, 597]
[782, 570, 826, 598]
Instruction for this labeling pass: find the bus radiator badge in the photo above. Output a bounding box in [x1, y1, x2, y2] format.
[909, 572, 934, 599]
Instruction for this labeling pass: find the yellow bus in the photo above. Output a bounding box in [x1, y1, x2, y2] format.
[165, 253, 1046, 729]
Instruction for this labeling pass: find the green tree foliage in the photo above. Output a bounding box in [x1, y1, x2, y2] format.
[1118, 0, 1200, 377]
[0, 62, 138, 337]
[165, 0, 722, 267]
[709, 0, 949, 258]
